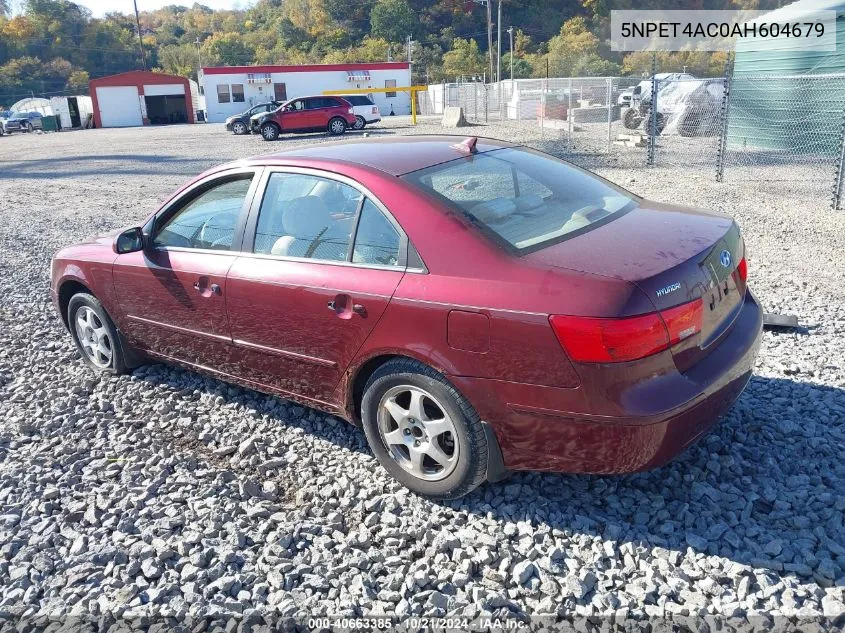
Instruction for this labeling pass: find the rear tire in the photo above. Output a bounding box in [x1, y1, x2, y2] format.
[361, 358, 488, 500]
[260, 122, 280, 141]
[232, 121, 247, 135]
[328, 117, 347, 136]
[623, 107, 642, 130]
[67, 293, 128, 375]
[353, 116, 366, 131]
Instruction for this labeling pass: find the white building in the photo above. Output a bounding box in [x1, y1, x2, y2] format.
[199, 62, 411, 123]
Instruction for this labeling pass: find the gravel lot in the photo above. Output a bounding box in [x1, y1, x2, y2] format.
[1, 119, 844, 628]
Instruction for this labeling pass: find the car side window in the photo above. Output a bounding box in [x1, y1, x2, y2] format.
[254, 173, 363, 262]
[352, 199, 401, 267]
[153, 175, 254, 251]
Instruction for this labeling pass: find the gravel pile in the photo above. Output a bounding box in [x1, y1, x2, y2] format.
[0, 120, 843, 628]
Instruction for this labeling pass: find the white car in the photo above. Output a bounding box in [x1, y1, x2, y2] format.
[337, 94, 381, 130]
[617, 89, 633, 107]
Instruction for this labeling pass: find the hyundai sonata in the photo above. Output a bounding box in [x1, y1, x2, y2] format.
[51, 136, 762, 499]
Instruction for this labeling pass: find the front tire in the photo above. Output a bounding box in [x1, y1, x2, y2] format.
[361, 358, 488, 499]
[328, 117, 347, 136]
[353, 116, 366, 131]
[232, 121, 247, 135]
[260, 122, 280, 141]
[67, 293, 128, 375]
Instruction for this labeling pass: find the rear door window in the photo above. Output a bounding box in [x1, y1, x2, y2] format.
[253, 173, 363, 261]
[352, 200, 401, 266]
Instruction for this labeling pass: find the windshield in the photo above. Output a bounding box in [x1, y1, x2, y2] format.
[402, 147, 636, 252]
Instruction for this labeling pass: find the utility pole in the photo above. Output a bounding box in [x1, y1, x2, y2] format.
[486, 0, 493, 83]
[194, 36, 203, 78]
[133, 0, 146, 71]
[407, 35, 413, 84]
[496, 0, 502, 83]
[507, 26, 514, 81]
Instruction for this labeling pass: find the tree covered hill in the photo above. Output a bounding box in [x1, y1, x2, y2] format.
[0, 0, 786, 107]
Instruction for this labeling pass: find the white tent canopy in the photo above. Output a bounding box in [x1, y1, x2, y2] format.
[9, 97, 53, 115]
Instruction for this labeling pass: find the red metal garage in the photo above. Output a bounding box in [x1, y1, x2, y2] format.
[89, 71, 195, 128]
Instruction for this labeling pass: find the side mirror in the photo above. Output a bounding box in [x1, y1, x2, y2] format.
[114, 227, 145, 254]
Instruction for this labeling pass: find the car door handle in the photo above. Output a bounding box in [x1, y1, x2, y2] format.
[327, 295, 365, 318]
[194, 281, 222, 296]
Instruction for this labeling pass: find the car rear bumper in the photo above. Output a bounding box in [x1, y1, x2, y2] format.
[451, 289, 763, 474]
[366, 116, 382, 124]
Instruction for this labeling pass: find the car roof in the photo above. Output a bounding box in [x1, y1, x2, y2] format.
[239, 135, 517, 177]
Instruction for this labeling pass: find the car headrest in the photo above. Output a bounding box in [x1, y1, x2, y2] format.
[472, 197, 516, 223]
[282, 195, 331, 237]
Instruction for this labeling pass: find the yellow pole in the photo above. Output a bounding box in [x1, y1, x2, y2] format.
[411, 89, 417, 125]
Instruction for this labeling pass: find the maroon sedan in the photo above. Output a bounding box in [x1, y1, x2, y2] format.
[51, 136, 762, 499]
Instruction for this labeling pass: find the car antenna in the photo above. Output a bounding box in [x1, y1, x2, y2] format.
[451, 137, 478, 154]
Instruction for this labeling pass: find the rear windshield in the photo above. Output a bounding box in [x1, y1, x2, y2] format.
[344, 95, 374, 105]
[402, 148, 636, 252]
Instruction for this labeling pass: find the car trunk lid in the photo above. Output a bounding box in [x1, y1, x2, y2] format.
[525, 200, 746, 371]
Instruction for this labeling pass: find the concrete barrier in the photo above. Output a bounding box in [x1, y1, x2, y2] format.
[441, 106, 468, 128]
[571, 105, 621, 124]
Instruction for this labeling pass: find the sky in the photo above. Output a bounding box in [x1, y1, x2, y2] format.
[67, 0, 249, 17]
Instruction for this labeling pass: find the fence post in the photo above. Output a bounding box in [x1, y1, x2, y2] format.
[540, 79, 546, 141]
[647, 53, 657, 167]
[715, 52, 734, 183]
[607, 76, 613, 154]
[832, 108, 845, 210]
[567, 78, 573, 152]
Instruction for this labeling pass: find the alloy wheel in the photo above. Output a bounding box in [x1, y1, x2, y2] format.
[353, 116, 365, 130]
[74, 306, 113, 369]
[262, 125, 278, 141]
[233, 121, 246, 134]
[330, 119, 346, 134]
[377, 385, 459, 481]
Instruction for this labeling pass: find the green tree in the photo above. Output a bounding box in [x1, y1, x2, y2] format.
[202, 32, 254, 66]
[501, 52, 533, 79]
[66, 68, 89, 93]
[370, 0, 415, 44]
[442, 37, 484, 79]
[156, 43, 199, 78]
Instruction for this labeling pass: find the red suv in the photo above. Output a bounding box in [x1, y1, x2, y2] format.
[257, 96, 356, 141]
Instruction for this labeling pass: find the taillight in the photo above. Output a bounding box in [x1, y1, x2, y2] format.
[550, 299, 703, 363]
[372, 106, 379, 114]
[348, 108, 354, 114]
[660, 299, 703, 346]
[736, 257, 747, 282]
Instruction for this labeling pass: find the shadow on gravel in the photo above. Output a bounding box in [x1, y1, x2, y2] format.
[134, 362, 844, 587]
[0, 155, 215, 179]
[453, 374, 845, 587]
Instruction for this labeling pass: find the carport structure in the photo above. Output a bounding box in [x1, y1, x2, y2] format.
[89, 71, 195, 128]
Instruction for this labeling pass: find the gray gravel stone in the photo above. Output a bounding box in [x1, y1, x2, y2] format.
[0, 120, 842, 622]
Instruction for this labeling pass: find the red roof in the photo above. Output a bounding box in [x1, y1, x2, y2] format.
[201, 62, 410, 75]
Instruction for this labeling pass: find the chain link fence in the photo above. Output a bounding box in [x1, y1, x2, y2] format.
[418, 71, 845, 209]
[722, 73, 845, 206]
